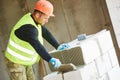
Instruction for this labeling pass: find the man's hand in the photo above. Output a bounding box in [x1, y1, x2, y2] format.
[57, 43, 70, 51]
[49, 58, 61, 69]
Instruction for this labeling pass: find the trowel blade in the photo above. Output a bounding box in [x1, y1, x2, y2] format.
[57, 63, 77, 73]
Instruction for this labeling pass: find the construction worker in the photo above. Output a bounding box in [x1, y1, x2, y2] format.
[5, 0, 70, 80]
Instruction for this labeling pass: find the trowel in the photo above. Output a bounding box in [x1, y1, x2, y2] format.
[57, 63, 77, 73]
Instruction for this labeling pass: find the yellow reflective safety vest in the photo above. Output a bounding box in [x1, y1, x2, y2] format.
[5, 13, 43, 66]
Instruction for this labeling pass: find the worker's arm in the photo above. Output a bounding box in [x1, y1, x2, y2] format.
[15, 24, 52, 62]
[42, 26, 60, 49]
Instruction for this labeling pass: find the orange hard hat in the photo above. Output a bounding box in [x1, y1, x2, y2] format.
[34, 0, 54, 16]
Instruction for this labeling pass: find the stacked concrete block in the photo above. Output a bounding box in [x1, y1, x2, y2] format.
[108, 47, 119, 67]
[64, 62, 98, 80]
[98, 74, 109, 80]
[79, 39, 101, 64]
[63, 70, 82, 80]
[49, 39, 101, 71]
[95, 31, 114, 54]
[44, 30, 120, 80]
[49, 47, 84, 71]
[95, 56, 107, 76]
[78, 62, 98, 80]
[43, 72, 63, 80]
[107, 67, 120, 80]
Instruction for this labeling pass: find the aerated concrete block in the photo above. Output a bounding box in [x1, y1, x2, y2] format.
[95, 31, 113, 54]
[64, 70, 82, 80]
[98, 74, 109, 80]
[43, 72, 63, 80]
[79, 39, 101, 64]
[95, 56, 106, 76]
[107, 67, 120, 80]
[108, 47, 119, 67]
[64, 62, 98, 80]
[95, 53, 113, 77]
[102, 53, 112, 72]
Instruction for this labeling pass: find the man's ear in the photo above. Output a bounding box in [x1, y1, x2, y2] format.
[35, 12, 40, 18]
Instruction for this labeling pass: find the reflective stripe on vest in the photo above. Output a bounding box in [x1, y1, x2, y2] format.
[9, 40, 35, 55]
[7, 47, 37, 61]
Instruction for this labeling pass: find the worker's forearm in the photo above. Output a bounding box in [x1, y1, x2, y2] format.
[28, 39, 52, 62]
